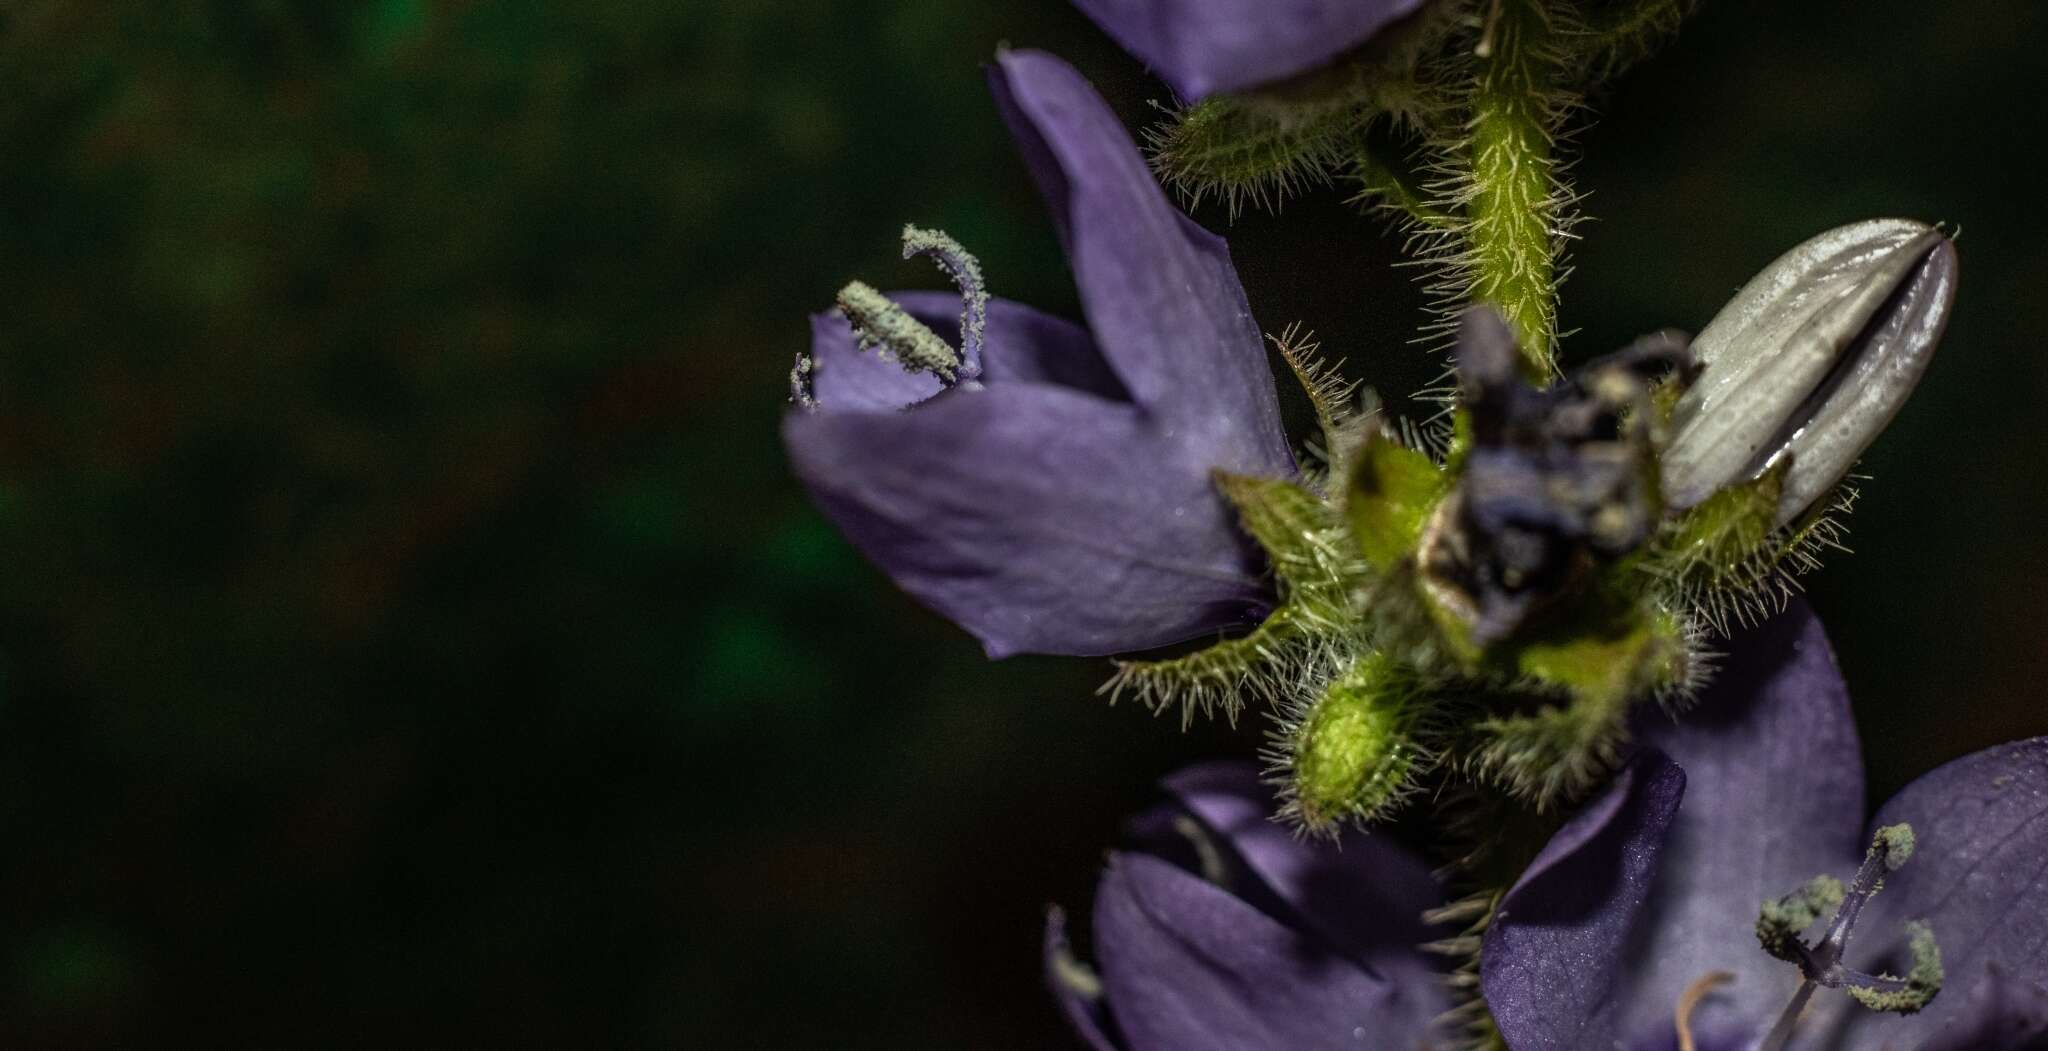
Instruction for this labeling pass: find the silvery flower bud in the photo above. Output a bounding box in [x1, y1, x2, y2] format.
[1662, 219, 1959, 525]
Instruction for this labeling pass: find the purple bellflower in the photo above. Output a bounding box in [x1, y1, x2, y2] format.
[1483, 602, 2048, 1051]
[1050, 603, 2047, 1051]
[1045, 761, 1451, 1050]
[784, 51, 1297, 658]
[1068, 0, 1431, 101]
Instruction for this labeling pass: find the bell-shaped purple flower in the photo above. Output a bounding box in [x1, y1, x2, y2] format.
[1069, 0, 1431, 102]
[1048, 604, 2045, 1050]
[784, 51, 1296, 658]
[1046, 762, 1451, 1050]
[1482, 602, 2048, 1051]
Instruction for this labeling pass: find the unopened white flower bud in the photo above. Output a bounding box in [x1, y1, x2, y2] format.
[1663, 219, 1958, 525]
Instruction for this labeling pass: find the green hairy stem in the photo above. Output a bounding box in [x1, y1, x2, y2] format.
[1464, 0, 1568, 376]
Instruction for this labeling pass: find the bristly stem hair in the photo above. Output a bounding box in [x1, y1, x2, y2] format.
[1460, 0, 1573, 377]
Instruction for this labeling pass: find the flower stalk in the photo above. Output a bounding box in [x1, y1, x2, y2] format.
[1463, 0, 1569, 377]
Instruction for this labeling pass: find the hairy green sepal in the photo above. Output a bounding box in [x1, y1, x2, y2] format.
[1216, 472, 1357, 627]
[1147, 3, 1460, 219]
[1643, 458, 1857, 632]
[1101, 474, 1354, 725]
[1150, 96, 1355, 217]
[1469, 588, 1687, 805]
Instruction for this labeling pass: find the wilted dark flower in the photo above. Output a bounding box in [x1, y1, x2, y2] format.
[1483, 602, 2048, 1051]
[1421, 306, 1693, 645]
[1068, 0, 1430, 102]
[783, 51, 1296, 658]
[1045, 762, 1451, 1050]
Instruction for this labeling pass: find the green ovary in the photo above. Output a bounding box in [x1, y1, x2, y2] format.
[1291, 655, 1421, 831]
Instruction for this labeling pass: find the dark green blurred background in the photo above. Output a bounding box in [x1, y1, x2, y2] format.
[0, 1, 2040, 1046]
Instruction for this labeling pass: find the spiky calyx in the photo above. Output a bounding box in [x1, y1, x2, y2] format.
[1107, 398, 1705, 819]
[1101, 332, 1713, 818]
[1100, 470, 1358, 727]
[1270, 324, 1365, 485]
[1564, 0, 1696, 81]
[1640, 463, 1861, 634]
[1144, 0, 1464, 220]
[1148, 96, 1355, 218]
[1215, 472, 1361, 629]
[1099, 606, 1322, 727]
[1461, 589, 1691, 805]
[1145, 0, 1705, 390]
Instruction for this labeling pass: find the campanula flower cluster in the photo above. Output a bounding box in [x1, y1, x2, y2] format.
[781, 2, 2035, 1048]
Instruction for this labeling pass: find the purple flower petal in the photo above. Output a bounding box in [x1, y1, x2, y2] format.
[1602, 601, 1867, 1044]
[784, 381, 1269, 657]
[1117, 789, 1302, 924]
[972, 300, 1128, 400]
[1479, 604, 1859, 1048]
[1909, 965, 2048, 1051]
[789, 53, 1299, 658]
[1045, 906, 1126, 1051]
[988, 51, 1294, 478]
[1159, 762, 1447, 1020]
[1092, 852, 1420, 1051]
[1486, 601, 2045, 1049]
[1481, 752, 1687, 1051]
[1068, 0, 1429, 102]
[1817, 737, 2048, 1050]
